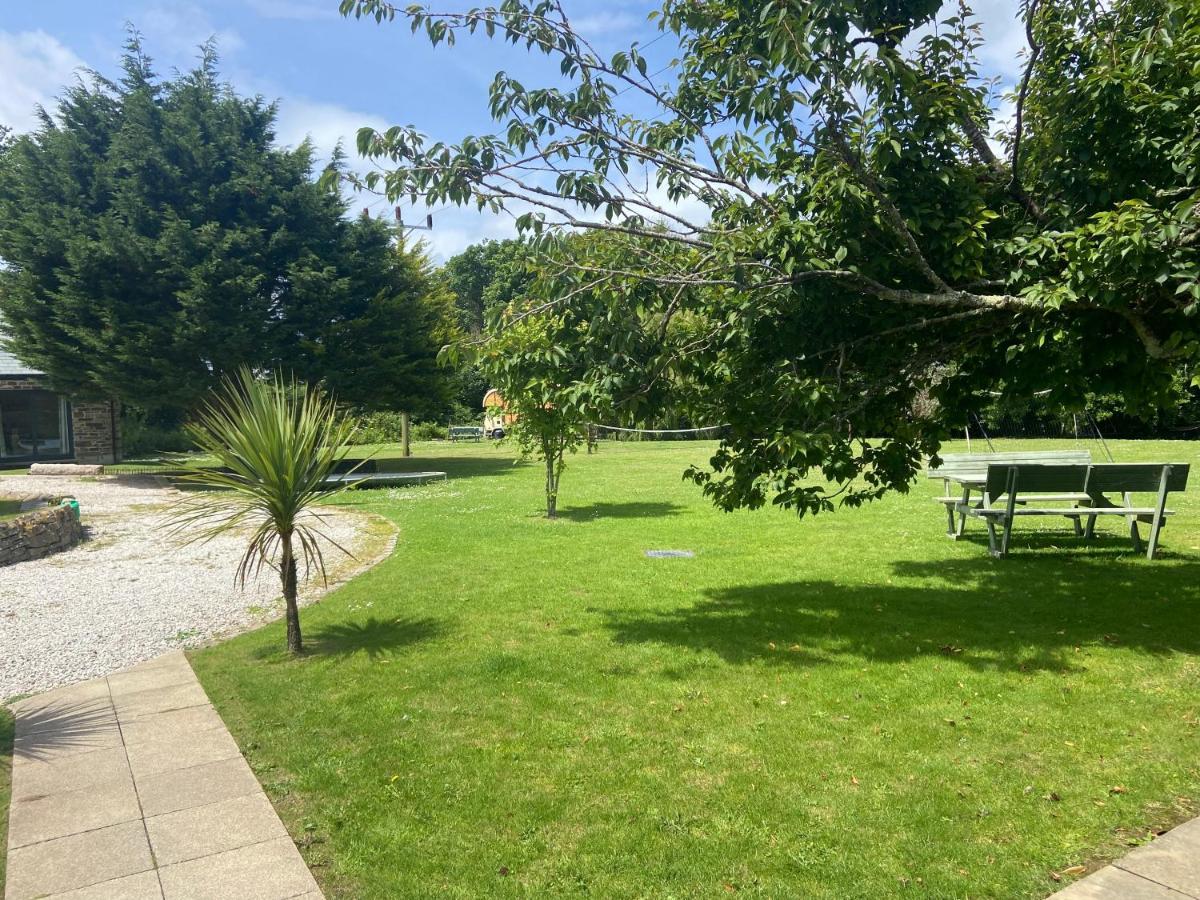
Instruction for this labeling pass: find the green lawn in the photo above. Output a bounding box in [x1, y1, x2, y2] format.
[0, 705, 13, 893]
[189, 438, 1200, 898]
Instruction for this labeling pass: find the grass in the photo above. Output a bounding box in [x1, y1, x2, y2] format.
[0, 705, 13, 893]
[0, 500, 24, 522]
[182, 437, 1194, 897]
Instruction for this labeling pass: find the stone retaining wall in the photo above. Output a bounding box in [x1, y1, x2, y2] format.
[0, 504, 83, 567]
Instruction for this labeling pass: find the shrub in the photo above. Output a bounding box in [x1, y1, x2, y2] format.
[412, 421, 447, 441]
[346, 411, 406, 444]
[346, 410, 450, 444]
[121, 408, 194, 457]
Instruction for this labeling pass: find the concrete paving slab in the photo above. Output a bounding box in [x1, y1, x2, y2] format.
[134, 755, 263, 817]
[1050, 865, 1194, 899]
[106, 665, 197, 697]
[157, 837, 321, 900]
[5, 652, 324, 900]
[1050, 814, 1200, 899]
[43, 869, 164, 899]
[111, 681, 210, 721]
[11, 746, 131, 801]
[13, 716, 124, 762]
[11, 698, 116, 738]
[146, 793, 288, 866]
[119, 703, 226, 746]
[11, 680, 111, 718]
[1115, 817, 1200, 897]
[123, 724, 242, 778]
[5, 820, 154, 900]
[7, 777, 142, 847]
[117, 651, 191, 673]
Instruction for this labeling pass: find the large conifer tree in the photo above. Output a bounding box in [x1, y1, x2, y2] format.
[0, 35, 454, 421]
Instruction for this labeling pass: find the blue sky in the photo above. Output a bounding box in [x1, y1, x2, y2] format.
[0, 1, 1027, 261]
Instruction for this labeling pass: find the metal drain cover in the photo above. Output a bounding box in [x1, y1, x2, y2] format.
[644, 549, 695, 558]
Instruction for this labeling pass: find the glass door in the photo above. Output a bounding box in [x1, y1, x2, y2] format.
[0, 389, 72, 461]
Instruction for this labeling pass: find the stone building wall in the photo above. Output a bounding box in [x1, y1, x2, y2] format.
[0, 376, 42, 392]
[0, 504, 84, 567]
[1, 376, 121, 464]
[71, 399, 121, 465]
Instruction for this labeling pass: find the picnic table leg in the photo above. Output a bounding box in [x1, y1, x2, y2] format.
[998, 469, 1019, 558]
[1124, 491, 1143, 554]
[943, 484, 956, 537]
[1084, 513, 1097, 539]
[1145, 467, 1172, 560]
[1068, 511, 1083, 537]
[955, 486, 971, 538]
[1000, 513, 1014, 557]
[986, 517, 1000, 557]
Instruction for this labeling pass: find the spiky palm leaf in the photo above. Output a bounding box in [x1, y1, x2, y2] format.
[167, 368, 363, 652]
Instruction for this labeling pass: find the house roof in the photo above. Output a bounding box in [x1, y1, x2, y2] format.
[0, 329, 45, 377]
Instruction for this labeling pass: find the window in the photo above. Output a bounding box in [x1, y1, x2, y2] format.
[0, 389, 72, 460]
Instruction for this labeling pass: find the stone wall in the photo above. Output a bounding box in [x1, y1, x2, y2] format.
[0, 504, 83, 567]
[0, 376, 43, 392]
[71, 399, 121, 465]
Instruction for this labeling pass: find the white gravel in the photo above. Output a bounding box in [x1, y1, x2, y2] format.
[0, 474, 394, 698]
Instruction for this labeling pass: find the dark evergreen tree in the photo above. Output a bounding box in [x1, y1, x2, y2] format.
[317, 226, 458, 417]
[0, 35, 454, 423]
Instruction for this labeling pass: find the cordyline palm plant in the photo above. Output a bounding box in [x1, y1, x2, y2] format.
[168, 368, 358, 654]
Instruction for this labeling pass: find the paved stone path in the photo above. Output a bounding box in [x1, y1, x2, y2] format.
[5, 652, 323, 900]
[1050, 816, 1200, 899]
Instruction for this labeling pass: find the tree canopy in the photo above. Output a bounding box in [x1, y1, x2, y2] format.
[341, 0, 1200, 515]
[0, 36, 454, 421]
[317, 231, 460, 417]
[462, 267, 652, 516]
[440, 238, 534, 335]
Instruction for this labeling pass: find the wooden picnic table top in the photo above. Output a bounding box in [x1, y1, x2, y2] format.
[937, 472, 986, 487]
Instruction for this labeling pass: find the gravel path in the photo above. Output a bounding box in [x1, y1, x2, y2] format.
[0, 474, 395, 698]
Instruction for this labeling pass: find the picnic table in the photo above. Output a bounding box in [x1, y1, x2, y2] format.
[927, 452, 1190, 559]
[928, 451, 1092, 538]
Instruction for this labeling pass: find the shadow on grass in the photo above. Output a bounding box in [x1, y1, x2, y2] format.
[304, 616, 445, 661]
[600, 556, 1200, 673]
[558, 501, 686, 522]
[954, 527, 1159, 558]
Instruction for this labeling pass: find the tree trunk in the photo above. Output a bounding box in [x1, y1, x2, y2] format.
[401, 411, 411, 458]
[281, 531, 302, 654]
[544, 452, 559, 519]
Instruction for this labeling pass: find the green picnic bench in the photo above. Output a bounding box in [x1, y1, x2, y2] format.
[449, 426, 484, 442]
[928, 450, 1092, 539]
[970, 463, 1189, 559]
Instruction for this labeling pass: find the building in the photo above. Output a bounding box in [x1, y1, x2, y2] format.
[0, 338, 121, 465]
[482, 388, 516, 437]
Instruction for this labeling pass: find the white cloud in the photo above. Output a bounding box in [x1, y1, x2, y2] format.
[972, 0, 1030, 83]
[421, 213, 517, 262]
[139, 4, 245, 68]
[570, 13, 644, 38]
[0, 31, 87, 134]
[273, 96, 390, 162]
